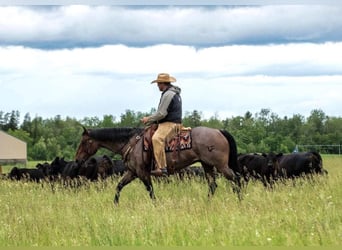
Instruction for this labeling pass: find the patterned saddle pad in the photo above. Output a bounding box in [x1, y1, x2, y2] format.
[144, 129, 192, 152]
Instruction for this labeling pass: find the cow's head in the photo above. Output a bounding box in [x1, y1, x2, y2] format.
[262, 152, 283, 180]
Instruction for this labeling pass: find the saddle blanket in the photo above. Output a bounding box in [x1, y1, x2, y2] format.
[144, 129, 192, 152]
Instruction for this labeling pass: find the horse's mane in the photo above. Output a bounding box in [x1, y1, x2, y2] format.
[89, 127, 143, 143]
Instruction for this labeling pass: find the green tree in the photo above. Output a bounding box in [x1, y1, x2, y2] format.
[1, 110, 20, 131]
[21, 113, 32, 134]
[287, 114, 304, 144]
[119, 109, 141, 127]
[31, 137, 48, 161]
[7, 129, 32, 145]
[322, 117, 342, 153]
[183, 110, 202, 127]
[0, 111, 4, 130]
[100, 114, 117, 128]
[81, 116, 101, 128]
[1, 107, 341, 160]
[202, 113, 223, 129]
[303, 109, 328, 145]
[31, 116, 44, 144]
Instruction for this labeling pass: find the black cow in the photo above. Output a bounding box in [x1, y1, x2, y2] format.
[49, 157, 68, 177]
[79, 155, 115, 180]
[9, 167, 45, 182]
[36, 162, 51, 176]
[97, 155, 116, 178]
[61, 161, 81, 179]
[48, 157, 81, 181]
[29, 156, 127, 183]
[112, 159, 126, 176]
[278, 151, 327, 179]
[238, 152, 283, 187]
[77, 155, 124, 180]
[49, 155, 123, 181]
[49, 157, 79, 178]
[78, 157, 98, 180]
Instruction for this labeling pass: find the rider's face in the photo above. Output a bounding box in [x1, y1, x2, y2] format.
[157, 82, 167, 91]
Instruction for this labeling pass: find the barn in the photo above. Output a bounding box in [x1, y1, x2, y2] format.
[0, 130, 27, 167]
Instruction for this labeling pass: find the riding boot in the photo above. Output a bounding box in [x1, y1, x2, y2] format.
[151, 167, 168, 176]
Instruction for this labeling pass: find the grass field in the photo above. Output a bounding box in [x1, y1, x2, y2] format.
[0, 155, 341, 246]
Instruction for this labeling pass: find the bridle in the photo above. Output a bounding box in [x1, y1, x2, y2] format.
[120, 133, 143, 163]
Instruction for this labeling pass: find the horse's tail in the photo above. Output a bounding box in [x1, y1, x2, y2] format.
[219, 130, 240, 174]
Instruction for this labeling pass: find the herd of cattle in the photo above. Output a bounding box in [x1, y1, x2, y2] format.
[1, 151, 327, 187]
[3, 155, 126, 183]
[238, 151, 327, 187]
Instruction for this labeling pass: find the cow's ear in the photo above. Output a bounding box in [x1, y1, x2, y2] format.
[262, 153, 267, 158]
[277, 153, 283, 158]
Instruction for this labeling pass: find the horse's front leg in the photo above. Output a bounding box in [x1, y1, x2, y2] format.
[114, 170, 136, 205]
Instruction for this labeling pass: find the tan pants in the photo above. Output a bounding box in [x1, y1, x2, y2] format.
[152, 122, 180, 169]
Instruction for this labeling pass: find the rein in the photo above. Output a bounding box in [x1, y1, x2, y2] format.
[121, 132, 144, 163]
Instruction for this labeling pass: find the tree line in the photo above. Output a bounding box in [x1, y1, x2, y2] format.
[1, 108, 341, 161]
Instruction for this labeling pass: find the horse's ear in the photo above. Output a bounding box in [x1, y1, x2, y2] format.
[82, 126, 89, 135]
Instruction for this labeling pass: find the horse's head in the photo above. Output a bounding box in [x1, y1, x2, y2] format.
[75, 126, 100, 162]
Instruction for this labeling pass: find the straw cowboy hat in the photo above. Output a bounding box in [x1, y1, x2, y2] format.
[151, 73, 176, 83]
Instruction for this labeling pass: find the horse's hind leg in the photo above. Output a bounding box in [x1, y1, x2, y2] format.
[202, 163, 218, 198]
[114, 170, 136, 205]
[217, 165, 242, 200]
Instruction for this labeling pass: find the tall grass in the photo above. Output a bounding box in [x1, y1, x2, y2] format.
[0, 155, 341, 246]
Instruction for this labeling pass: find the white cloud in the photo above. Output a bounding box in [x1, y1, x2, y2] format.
[1, 43, 342, 76]
[183, 75, 342, 118]
[1, 4, 341, 120]
[1, 5, 342, 46]
[1, 43, 341, 119]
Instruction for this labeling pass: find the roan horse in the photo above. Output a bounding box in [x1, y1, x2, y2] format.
[75, 126, 242, 204]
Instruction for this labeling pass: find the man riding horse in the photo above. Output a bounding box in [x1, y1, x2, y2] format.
[76, 73, 241, 203]
[141, 73, 182, 176]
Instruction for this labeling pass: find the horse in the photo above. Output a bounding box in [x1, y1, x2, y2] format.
[75, 126, 242, 204]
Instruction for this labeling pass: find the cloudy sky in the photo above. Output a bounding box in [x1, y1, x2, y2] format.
[1, 1, 342, 123]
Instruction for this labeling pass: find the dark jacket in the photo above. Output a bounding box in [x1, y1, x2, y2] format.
[147, 85, 182, 125]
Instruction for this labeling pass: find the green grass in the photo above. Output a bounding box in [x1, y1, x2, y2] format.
[0, 155, 341, 246]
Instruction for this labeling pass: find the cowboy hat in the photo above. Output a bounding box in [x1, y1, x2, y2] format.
[151, 73, 176, 83]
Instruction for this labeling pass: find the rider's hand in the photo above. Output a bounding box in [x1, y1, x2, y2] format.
[141, 117, 149, 124]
